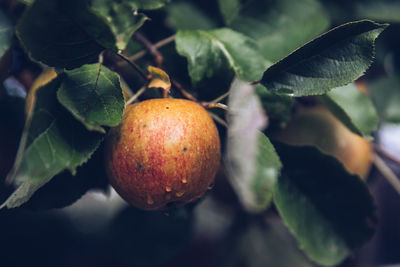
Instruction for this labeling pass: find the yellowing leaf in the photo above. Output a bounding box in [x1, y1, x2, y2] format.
[147, 66, 171, 93]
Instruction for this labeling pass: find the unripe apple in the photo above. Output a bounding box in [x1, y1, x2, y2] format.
[105, 98, 221, 210]
[274, 106, 373, 179]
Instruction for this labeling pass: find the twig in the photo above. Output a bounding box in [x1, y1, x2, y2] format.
[208, 112, 228, 128]
[126, 85, 148, 106]
[133, 32, 164, 67]
[115, 52, 149, 81]
[171, 79, 197, 102]
[374, 144, 400, 165]
[202, 102, 228, 110]
[127, 35, 175, 63]
[373, 155, 400, 196]
[209, 91, 230, 104]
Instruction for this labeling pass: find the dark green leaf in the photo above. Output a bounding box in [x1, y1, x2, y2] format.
[318, 83, 378, 137]
[369, 75, 400, 123]
[166, 2, 217, 31]
[1, 78, 103, 209]
[16, 0, 109, 69]
[273, 142, 376, 266]
[57, 64, 124, 133]
[255, 84, 294, 126]
[225, 79, 281, 213]
[0, 9, 13, 59]
[91, 0, 149, 50]
[126, 0, 170, 10]
[176, 28, 271, 84]
[261, 20, 388, 96]
[229, 0, 330, 62]
[218, 0, 240, 26]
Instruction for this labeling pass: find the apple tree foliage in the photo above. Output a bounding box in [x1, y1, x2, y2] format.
[0, 0, 398, 266]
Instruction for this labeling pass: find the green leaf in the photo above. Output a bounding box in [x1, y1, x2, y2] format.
[218, 0, 240, 26]
[17, 0, 110, 69]
[369, 75, 400, 123]
[1, 78, 104, 209]
[318, 83, 378, 137]
[273, 142, 376, 266]
[91, 0, 149, 50]
[126, 0, 170, 10]
[176, 28, 271, 84]
[229, 0, 330, 62]
[255, 84, 294, 126]
[0, 9, 13, 59]
[166, 2, 217, 31]
[57, 64, 125, 133]
[225, 79, 281, 213]
[260, 20, 388, 97]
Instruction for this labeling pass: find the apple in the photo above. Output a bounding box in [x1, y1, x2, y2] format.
[274, 106, 373, 179]
[105, 98, 221, 210]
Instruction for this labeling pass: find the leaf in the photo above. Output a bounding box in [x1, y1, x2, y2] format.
[260, 20, 388, 97]
[147, 66, 171, 92]
[225, 79, 281, 213]
[16, 0, 109, 69]
[57, 64, 125, 133]
[218, 0, 240, 26]
[126, 0, 170, 10]
[273, 142, 376, 266]
[91, 0, 149, 50]
[1, 78, 104, 209]
[318, 83, 378, 137]
[368, 75, 400, 123]
[176, 28, 271, 85]
[0, 9, 13, 59]
[166, 2, 217, 31]
[254, 84, 294, 126]
[229, 0, 330, 62]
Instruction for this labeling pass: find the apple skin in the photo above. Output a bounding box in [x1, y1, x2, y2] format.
[274, 106, 373, 179]
[105, 98, 221, 210]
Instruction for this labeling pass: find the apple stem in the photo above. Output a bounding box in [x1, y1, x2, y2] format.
[126, 85, 148, 106]
[373, 155, 400, 196]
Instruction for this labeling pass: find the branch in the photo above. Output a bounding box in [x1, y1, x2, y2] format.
[114, 52, 149, 81]
[128, 35, 175, 63]
[171, 79, 197, 102]
[202, 102, 228, 111]
[126, 85, 148, 106]
[133, 32, 165, 67]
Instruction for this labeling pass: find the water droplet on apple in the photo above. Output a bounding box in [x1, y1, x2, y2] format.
[147, 195, 154, 205]
[175, 191, 184, 197]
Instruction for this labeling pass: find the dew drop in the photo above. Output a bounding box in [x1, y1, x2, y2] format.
[175, 191, 184, 197]
[147, 195, 154, 205]
[181, 178, 187, 184]
[165, 186, 172, 192]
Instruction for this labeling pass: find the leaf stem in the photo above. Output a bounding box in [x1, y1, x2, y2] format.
[373, 155, 400, 196]
[202, 102, 228, 110]
[126, 85, 148, 106]
[171, 79, 198, 102]
[208, 112, 228, 128]
[209, 91, 230, 104]
[115, 52, 149, 81]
